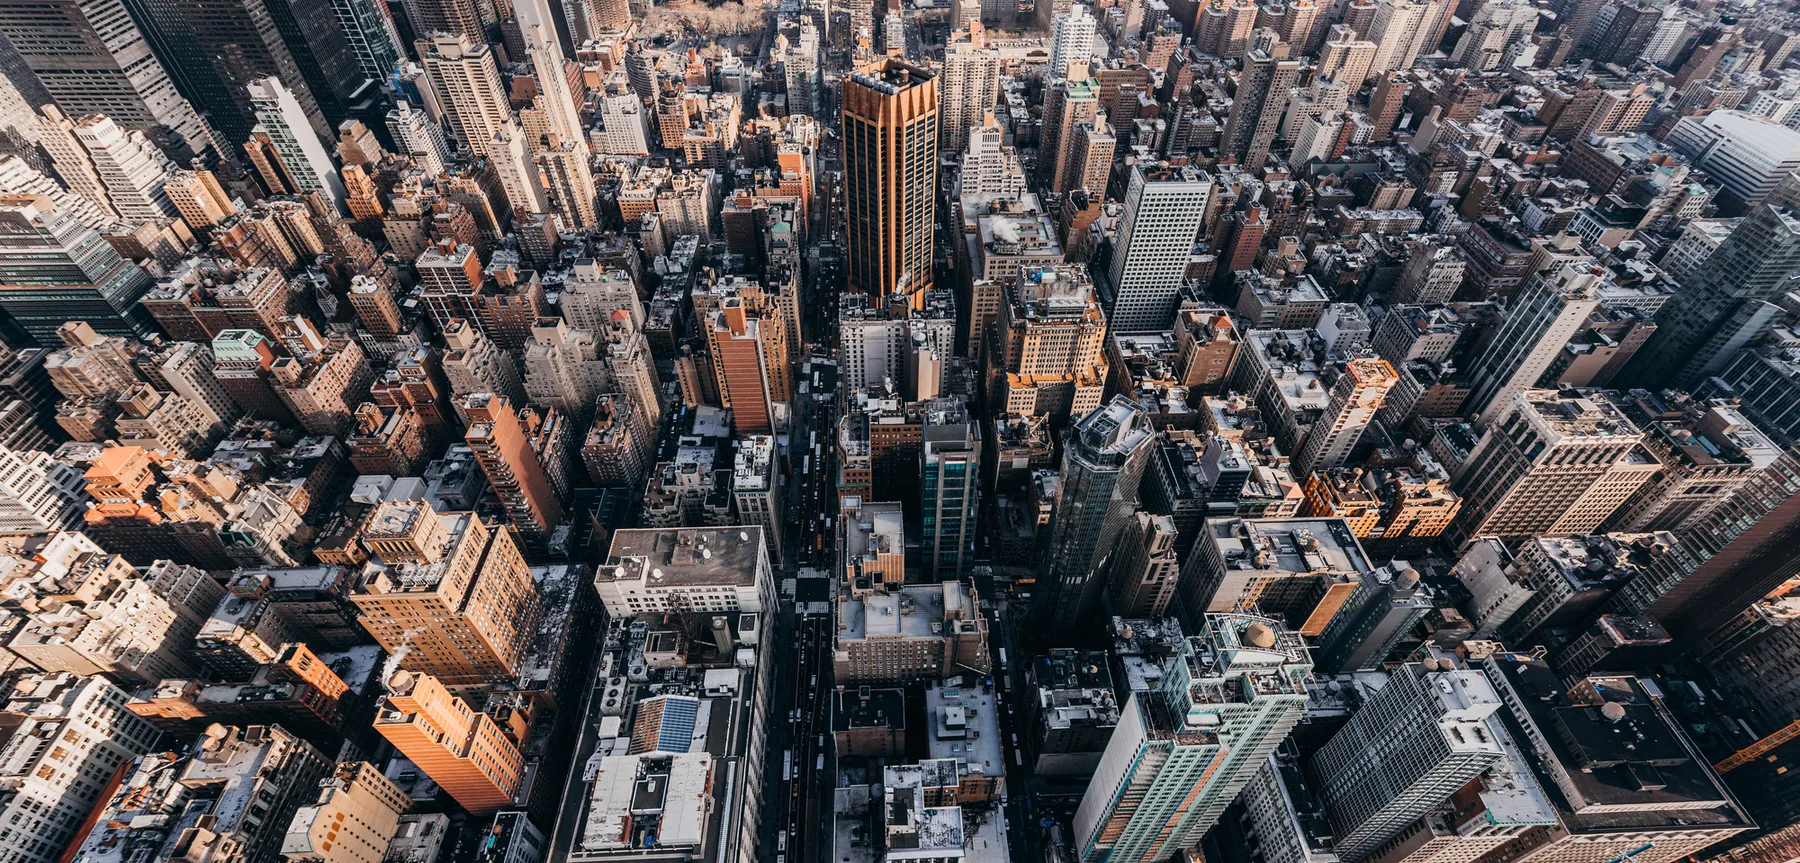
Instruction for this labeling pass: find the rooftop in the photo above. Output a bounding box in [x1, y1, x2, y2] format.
[600, 527, 765, 589]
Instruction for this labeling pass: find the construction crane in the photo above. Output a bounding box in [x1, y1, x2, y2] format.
[1714, 718, 1800, 774]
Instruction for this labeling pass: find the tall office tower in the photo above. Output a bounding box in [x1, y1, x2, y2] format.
[387, 101, 450, 174]
[411, 0, 485, 41]
[491, 124, 549, 216]
[562, 261, 642, 333]
[165, 169, 236, 231]
[0, 674, 161, 863]
[1107, 164, 1211, 332]
[1292, 357, 1397, 477]
[939, 24, 1000, 152]
[0, 154, 112, 229]
[1042, 396, 1155, 632]
[522, 317, 601, 416]
[1318, 25, 1377, 86]
[1221, 40, 1300, 170]
[1367, 0, 1438, 74]
[374, 670, 525, 814]
[592, 0, 630, 32]
[1039, 72, 1098, 197]
[843, 59, 939, 310]
[130, 0, 329, 146]
[598, 72, 651, 155]
[1195, 0, 1257, 56]
[0, 444, 88, 534]
[1461, 260, 1602, 423]
[516, 0, 585, 146]
[1310, 663, 1506, 862]
[988, 266, 1109, 422]
[922, 407, 981, 579]
[1625, 200, 1800, 390]
[1451, 0, 1537, 70]
[1450, 389, 1657, 544]
[420, 34, 513, 156]
[778, 22, 820, 117]
[1065, 118, 1115, 196]
[66, 115, 179, 224]
[442, 319, 527, 421]
[259, 0, 365, 131]
[462, 392, 564, 538]
[536, 139, 597, 229]
[37, 108, 116, 221]
[0, 0, 214, 159]
[1313, 564, 1432, 673]
[330, 0, 402, 83]
[1075, 614, 1312, 863]
[0, 196, 155, 346]
[247, 78, 348, 213]
[283, 761, 411, 863]
[710, 295, 777, 434]
[354, 498, 538, 684]
[1049, 4, 1096, 78]
[1108, 512, 1181, 618]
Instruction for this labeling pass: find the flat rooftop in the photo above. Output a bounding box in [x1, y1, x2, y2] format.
[601, 527, 765, 588]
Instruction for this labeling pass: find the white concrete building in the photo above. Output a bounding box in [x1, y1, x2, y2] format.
[1107, 164, 1210, 332]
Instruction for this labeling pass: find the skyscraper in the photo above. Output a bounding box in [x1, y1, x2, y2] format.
[1450, 389, 1658, 544]
[922, 406, 981, 579]
[130, 0, 331, 145]
[1310, 663, 1506, 862]
[1075, 614, 1312, 863]
[419, 34, 514, 156]
[387, 100, 450, 174]
[1049, 3, 1096, 78]
[1624, 197, 1800, 389]
[1042, 396, 1154, 632]
[843, 58, 939, 309]
[1366, 0, 1441, 73]
[1108, 512, 1181, 618]
[329, 0, 402, 84]
[462, 392, 563, 539]
[938, 24, 1000, 152]
[248, 78, 348, 213]
[516, 0, 585, 147]
[68, 115, 179, 223]
[1461, 260, 1602, 423]
[353, 499, 540, 688]
[1312, 564, 1433, 673]
[409, 0, 485, 42]
[0, 195, 156, 346]
[1038, 72, 1099, 196]
[1221, 40, 1301, 170]
[1107, 164, 1211, 332]
[0, 0, 214, 159]
[374, 670, 525, 814]
[1292, 357, 1397, 477]
[711, 295, 776, 434]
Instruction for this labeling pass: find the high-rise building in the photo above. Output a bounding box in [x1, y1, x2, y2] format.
[922, 404, 980, 579]
[1049, 3, 1096, 77]
[536, 139, 598, 229]
[843, 58, 939, 310]
[597, 525, 778, 615]
[1292, 357, 1397, 477]
[1222, 41, 1301, 170]
[1108, 512, 1181, 618]
[710, 295, 778, 435]
[0, 444, 87, 534]
[1450, 389, 1658, 544]
[130, 0, 330, 145]
[516, 0, 585, 147]
[0, 195, 156, 346]
[1311, 663, 1506, 862]
[1461, 260, 1602, 423]
[442, 319, 528, 421]
[0, 0, 215, 159]
[1107, 164, 1211, 332]
[1065, 118, 1115, 196]
[1042, 396, 1155, 632]
[330, 0, 401, 84]
[988, 265, 1109, 422]
[777, 21, 820, 118]
[0, 673, 163, 863]
[247, 78, 347, 213]
[165, 169, 237, 231]
[353, 499, 539, 687]
[1366, 0, 1441, 73]
[420, 34, 513, 156]
[410, 0, 484, 41]
[1039, 72, 1097, 197]
[1312, 564, 1433, 673]
[281, 761, 412, 863]
[463, 392, 564, 539]
[939, 24, 1001, 152]
[68, 114, 179, 224]
[1075, 614, 1312, 863]
[374, 670, 524, 814]
[387, 100, 450, 174]
[1624, 198, 1800, 390]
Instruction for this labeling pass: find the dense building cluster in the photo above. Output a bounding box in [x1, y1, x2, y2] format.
[0, 0, 1797, 861]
